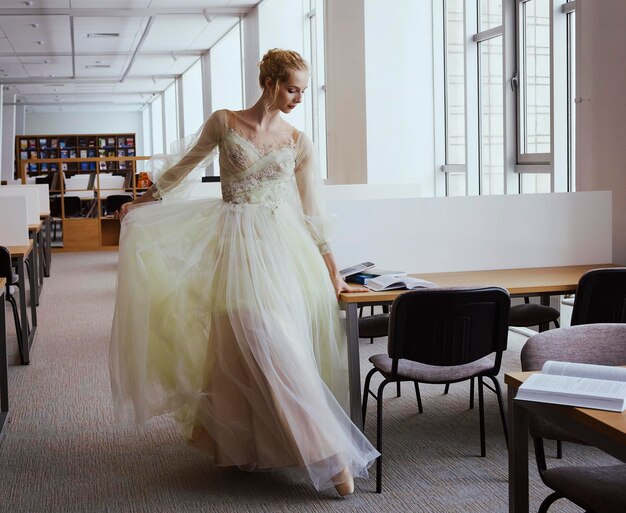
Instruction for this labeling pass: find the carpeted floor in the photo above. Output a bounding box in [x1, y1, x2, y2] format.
[0, 251, 614, 513]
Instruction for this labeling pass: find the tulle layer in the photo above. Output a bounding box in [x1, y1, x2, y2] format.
[109, 197, 378, 490]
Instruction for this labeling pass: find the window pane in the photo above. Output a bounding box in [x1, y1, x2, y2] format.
[445, 0, 466, 167]
[480, 0, 502, 31]
[447, 172, 466, 196]
[151, 96, 163, 155]
[567, 11, 576, 191]
[163, 83, 178, 153]
[182, 60, 204, 137]
[479, 36, 504, 195]
[521, 0, 551, 154]
[521, 173, 551, 193]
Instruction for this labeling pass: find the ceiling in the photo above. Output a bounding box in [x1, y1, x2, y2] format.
[0, 1, 261, 113]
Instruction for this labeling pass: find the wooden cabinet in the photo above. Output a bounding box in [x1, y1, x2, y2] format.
[16, 133, 149, 250]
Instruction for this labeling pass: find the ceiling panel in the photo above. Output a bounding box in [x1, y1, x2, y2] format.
[188, 16, 240, 50]
[75, 54, 127, 77]
[0, 1, 70, 7]
[129, 54, 197, 76]
[141, 15, 209, 52]
[21, 56, 72, 77]
[73, 16, 145, 54]
[71, 0, 151, 7]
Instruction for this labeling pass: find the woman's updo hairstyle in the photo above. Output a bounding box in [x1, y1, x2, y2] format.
[258, 49, 309, 91]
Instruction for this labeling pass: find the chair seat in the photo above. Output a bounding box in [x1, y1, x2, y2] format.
[358, 314, 389, 338]
[543, 464, 626, 513]
[509, 303, 560, 327]
[369, 353, 494, 382]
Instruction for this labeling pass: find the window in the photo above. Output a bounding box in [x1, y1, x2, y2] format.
[437, 0, 575, 196]
[476, 2, 504, 195]
[182, 59, 204, 137]
[163, 82, 178, 153]
[151, 95, 164, 155]
[303, 0, 328, 179]
[443, 0, 466, 196]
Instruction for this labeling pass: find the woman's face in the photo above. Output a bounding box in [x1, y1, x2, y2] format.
[269, 69, 308, 114]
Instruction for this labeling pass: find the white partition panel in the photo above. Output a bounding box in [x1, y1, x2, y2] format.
[328, 191, 613, 272]
[3, 184, 50, 214]
[324, 184, 422, 201]
[0, 187, 40, 225]
[0, 196, 29, 246]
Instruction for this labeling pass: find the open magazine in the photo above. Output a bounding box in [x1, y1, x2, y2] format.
[516, 360, 626, 412]
[365, 275, 437, 292]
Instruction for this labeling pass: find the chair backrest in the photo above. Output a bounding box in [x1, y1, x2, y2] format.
[520, 324, 626, 442]
[387, 287, 510, 376]
[571, 268, 626, 325]
[105, 194, 132, 214]
[51, 196, 82, 218]
[0, 246, 14, 285]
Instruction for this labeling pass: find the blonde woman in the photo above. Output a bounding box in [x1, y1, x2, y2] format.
[110, 49, 378, 496]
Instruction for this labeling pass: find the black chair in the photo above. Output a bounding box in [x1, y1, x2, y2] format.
[521, 324, 626, 513]
[571, 268, 626, 325]
[0, 247, 24, 363]
[509, 297, 560, 332]
[362, 287, 511, 493]
[104, 194, 132, 217]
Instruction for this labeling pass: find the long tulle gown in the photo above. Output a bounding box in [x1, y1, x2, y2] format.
[109, 109, 378, 490]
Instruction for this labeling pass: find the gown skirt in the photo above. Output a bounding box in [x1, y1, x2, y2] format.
[109, 195, 379, 490]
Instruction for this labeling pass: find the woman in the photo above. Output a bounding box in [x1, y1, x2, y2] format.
[110, 49, 378, 496]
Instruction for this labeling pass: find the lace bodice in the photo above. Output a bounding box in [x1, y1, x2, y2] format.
[146, 109, 331, 255]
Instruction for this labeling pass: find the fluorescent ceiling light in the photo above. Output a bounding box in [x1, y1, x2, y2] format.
[86, 33, 120, 38]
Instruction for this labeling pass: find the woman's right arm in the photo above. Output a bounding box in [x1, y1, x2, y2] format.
[118, 110, 226, 220]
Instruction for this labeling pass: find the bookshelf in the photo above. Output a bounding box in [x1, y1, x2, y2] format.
[15, 132, 151, 250]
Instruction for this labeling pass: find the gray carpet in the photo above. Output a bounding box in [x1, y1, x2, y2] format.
[0, 251, 614, 513]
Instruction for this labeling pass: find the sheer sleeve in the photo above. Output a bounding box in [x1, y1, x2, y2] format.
[147, 110, 227, 200]
[294, 132, 332, 255]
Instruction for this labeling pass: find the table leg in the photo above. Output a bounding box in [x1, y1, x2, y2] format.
[539, 294, 551, 332]
[508, 385, 529, 513]
[345, 302, 363, 430]
[0, 288, 8, 433]
[44, 215, 51, 277]
[28, 232, 40, 306]
[37, 230, 44, 289]
[16, 258, 30, 365]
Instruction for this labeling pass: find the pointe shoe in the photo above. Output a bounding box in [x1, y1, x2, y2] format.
[332, 468, 354, 497]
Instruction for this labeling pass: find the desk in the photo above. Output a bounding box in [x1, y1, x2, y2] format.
[28, 222, 42, 304]
[338, 263, 617, 428]
[8, 242, 37, 365]
[40, 212, 51, 277]
[0, 278, 7, 433]
[505, 371, 626, 513]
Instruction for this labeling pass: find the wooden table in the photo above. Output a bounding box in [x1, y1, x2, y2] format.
[8, 241, 37, 365]
[338, 263, 618, 428]
[0, 278, 7, 433]
[505, 371, 626, 513]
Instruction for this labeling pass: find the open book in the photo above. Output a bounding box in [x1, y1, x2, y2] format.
[365, 275, 437, 292]
[339, 261, 375, 279]
[516, 361, 626, 412]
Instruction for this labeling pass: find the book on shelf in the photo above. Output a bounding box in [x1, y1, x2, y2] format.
[19, 140, 27, 150]
[99, 137, 106, 148]
[51, 138, 58, 148]
[29, 138, 36, 147]
[365, 275, 437, 292]
[107, 137, 115, 146]
[99, 161, 107, 170]
[339, 261, 376, 279]
[20, 151, 28, 159]
[60, 149, 69, 158]
[59, 140, 66, 149]
[70, 150, 77, 158]
[39, 138, 48, 147]
[516, 361, 626, 412]
[80, 149, 87, 158]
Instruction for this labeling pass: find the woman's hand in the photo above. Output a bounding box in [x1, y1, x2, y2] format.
[115, 201, 134, 222]
[331, 275, 369, 299]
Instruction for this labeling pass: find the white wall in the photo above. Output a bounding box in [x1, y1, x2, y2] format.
[325, 0, 368, 184]
[364, 0, 435, 193]
[25, 111, 144, 157]
[577, 0, 626, 264]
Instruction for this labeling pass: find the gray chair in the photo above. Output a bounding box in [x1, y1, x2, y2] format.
[363, 287, 511, 493]
[520, 324, 626, 513]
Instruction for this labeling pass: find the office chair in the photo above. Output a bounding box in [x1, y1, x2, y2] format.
[571, 268, 626, 325]
[0, 247, 24, 363]
[521, 324, 626, 513]
[363, 287, 510, 493]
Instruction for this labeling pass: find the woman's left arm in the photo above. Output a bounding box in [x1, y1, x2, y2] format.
[294, 133, 367, 298]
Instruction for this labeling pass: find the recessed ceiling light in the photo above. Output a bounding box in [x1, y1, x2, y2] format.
[36, 40, 44, 45]
[85, 64, 111, 68]
[44, 59, 50, 64]
[24, 1, 34, 6]
[86, 33, 120, 38]
[31, 23, 39, 28]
